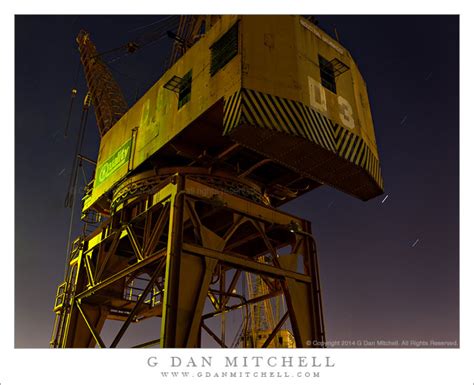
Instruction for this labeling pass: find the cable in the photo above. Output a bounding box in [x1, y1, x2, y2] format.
[127, 15, 175, 34]
[64, 94, 89, 208]
[63, 95, 91, 277]
[80, 160, 88, 185]
[64, 60, 82, 137]
[97, 16, 179, 64]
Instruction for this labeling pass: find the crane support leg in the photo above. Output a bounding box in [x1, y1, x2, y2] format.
[51, 171, 325, 348]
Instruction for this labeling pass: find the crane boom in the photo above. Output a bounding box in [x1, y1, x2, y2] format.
[76, 17, 213, 136]
[76, 30, 128, 137]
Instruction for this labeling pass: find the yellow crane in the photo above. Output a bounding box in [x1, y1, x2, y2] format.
[243, 256, 295, 348]
[51, 15, 383, 348]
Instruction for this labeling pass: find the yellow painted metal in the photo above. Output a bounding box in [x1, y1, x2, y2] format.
[56, 15, 387, 347]
[85, 232, 102, 251]
[84, 15, 382, 212]
[53, 171, 326, 348]
[85, 15, 241, 211]
[242, 329, 295, 348]
[241, 16, 378, 156]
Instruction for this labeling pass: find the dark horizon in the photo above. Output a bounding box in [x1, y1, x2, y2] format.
[15, 15, 459, 347]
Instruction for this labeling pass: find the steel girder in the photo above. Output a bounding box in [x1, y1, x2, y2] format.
[51, 173, 325, 348]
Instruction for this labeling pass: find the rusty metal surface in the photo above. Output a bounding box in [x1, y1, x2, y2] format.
[76, 30, 128, 137]
[51, 173, 325, 348]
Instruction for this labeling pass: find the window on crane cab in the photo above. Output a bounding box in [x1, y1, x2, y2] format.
[210, 22, 238, 76]
[318, 55, 337, 94]
[178, 70, 192, 109]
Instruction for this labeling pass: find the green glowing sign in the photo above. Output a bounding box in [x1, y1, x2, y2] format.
[95, 139, 132, 186]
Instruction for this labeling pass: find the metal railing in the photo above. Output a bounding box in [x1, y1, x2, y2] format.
[124, 276, 161, 307]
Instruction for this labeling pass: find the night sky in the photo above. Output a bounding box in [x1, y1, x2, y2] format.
[15, 15, 459, 348]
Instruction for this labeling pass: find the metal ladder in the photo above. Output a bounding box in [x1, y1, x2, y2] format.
[49, 238, 82, 348]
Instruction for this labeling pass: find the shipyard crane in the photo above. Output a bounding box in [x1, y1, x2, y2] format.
[51, 15, 383, 349]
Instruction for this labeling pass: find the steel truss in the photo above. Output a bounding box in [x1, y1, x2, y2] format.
[51, 173, 325, 348]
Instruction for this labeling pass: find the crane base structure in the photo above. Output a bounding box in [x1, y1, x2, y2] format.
[50, 169, 325, 348]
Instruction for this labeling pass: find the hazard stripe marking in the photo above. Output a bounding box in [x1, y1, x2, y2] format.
[223, 88, 383, 188]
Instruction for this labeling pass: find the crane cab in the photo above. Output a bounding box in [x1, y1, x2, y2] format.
[83, 15, 383, 215]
